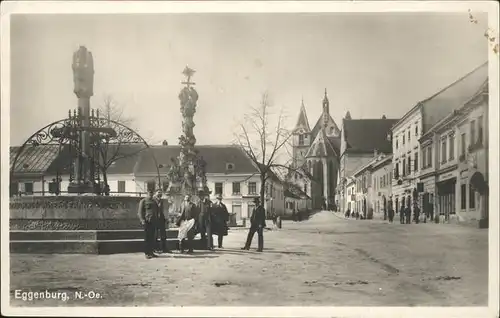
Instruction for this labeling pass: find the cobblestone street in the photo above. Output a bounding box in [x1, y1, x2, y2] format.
[10, 212, 488, 307]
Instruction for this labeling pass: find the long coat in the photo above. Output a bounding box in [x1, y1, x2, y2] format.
[211, 201, 229, 236]
[250, 205, 266, 228]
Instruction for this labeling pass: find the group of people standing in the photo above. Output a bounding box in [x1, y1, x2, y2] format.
[137, 189, 230, 259]
[138, 189, 268, 259]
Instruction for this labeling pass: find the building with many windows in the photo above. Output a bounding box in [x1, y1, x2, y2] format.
[392, 62, 488, 216]
[418, 72, 488, 227]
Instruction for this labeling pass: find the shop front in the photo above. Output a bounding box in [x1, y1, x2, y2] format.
[435, 173, 457, 222]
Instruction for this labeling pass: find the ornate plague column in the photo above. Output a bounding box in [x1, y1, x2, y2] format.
[167, 66, 209, 205]
[68, 46, 96, 194]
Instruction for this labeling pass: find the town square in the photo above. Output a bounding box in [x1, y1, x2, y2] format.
[2, 3, 498, 315]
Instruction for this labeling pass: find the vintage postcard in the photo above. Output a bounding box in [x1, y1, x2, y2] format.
[1, 1, 499, 317]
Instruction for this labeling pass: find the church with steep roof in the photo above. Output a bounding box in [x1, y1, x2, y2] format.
[290, 89, 341, 210]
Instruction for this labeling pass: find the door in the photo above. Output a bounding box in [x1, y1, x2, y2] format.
[246, 203, 255, 219]
[233, 205, 242, 223]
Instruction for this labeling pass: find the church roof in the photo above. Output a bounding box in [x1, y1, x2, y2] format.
[311, 112, 340, 140]
[343, 118, 398, 154]
[305, 129, 338, 158]
[294, 99, 311, 132]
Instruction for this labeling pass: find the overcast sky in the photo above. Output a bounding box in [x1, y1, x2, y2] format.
[10, 13, 487, 146]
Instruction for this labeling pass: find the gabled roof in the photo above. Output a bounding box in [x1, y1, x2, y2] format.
[105, 144, 148, 175]
[135, 145, 260, 176]
[10, 144, 152, 177]
[343, 118, 399, 154]
[283, 181, 311, 200]
[421, 62, 488, 133]
[305, 129, 338, 158]
[294, 99, 311, 132]
[311, 112, 340, 140]
[10, 145, 61, 176]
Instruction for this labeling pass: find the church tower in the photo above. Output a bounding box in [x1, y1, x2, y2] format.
[292, 98, 311, 168]
[322, 89, 341, 137]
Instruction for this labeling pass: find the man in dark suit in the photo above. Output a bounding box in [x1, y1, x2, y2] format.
[212, 194, 229, 248]
[241, 197, 266, 252]
[176, 194, 198, 253]
[138, 189, 159, 259]
[154, 190, 171, 254]
[198, 197, 213, 250]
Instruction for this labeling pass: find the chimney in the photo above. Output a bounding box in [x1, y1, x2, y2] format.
[382, 115, 387, 119]
[374, 149, 378, 157]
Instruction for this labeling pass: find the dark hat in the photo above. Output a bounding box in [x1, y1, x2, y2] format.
[253, 197, 260, 203]
[216, 194, 223, 200]
[147, 188, 154, 194]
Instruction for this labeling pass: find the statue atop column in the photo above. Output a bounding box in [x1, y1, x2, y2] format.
[72, 46, 94, 99]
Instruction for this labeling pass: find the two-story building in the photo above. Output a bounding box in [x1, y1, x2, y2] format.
[370, 154, 393, 219]
[345, 177, 356, 214]
[350, 151, 392, 219]
[392, 62, 488, 215]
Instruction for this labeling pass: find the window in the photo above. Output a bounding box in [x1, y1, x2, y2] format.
[461, 184, 467, 210]
[427, 146, 432, 168]
[469, 185, 476, 209]
[248, 182, 257, 194]
[422, 147, 427, 168]
[449, 134, 455, 160]
[408, 130, 411, 142]
[441, 139, 447, 164]
[415, 125, 419, 136]
[414, 152, 418, 172]
[395, 138, 399, 150]
[118, 181, 126, 193]
[24, 182, 34, 195]
[395, 162, 399, 178]
[403, 134, 405, 145]
[304, 183, 308, 194]
[402, 159, 406, 177]
[407, 157, 411, 174]
[470, 120, 476, 146]
[232, 182, 241, 194]
[478, 115, 484, 144]
[215, 182, 223, 195]
[461, 133, 466, 157]
[299, 134, 304, 146]
[226, 163, 235, 171]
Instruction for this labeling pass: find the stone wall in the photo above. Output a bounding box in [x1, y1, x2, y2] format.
[10, 196, 143, 230]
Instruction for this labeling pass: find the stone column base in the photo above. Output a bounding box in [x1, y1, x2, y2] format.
[478, 218, 489, 229]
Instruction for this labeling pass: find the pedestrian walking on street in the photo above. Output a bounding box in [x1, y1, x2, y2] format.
[399, 203, 405, 224]
[242, 197, 266, 252]
[138, 189, 159, 259]
[413, 203, 421, 224]
[211, 194, 229, 249]
[388, 205, 395, 223]
[405, 206, 412, 224]
[154, 190, 171, 254]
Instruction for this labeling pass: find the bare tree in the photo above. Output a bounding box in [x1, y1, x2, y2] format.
[234, 91, 312, 204]
[93, 95, 151, 195]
